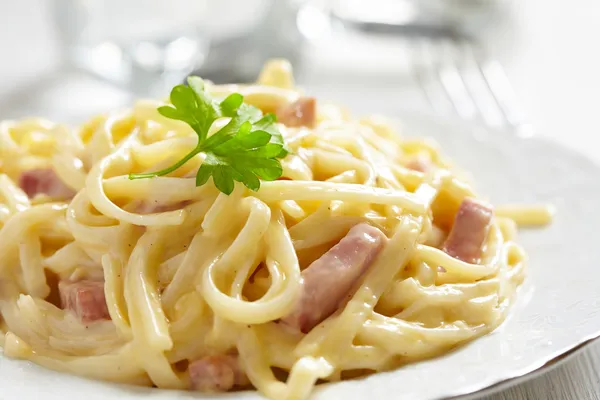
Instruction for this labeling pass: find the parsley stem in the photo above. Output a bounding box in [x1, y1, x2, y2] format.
[128, 146, 202, 180]
[133, 77, 286, 194]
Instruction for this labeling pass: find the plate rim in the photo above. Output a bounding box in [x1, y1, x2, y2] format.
[455, 334, 600, 400]
[394, 111, 600, 399]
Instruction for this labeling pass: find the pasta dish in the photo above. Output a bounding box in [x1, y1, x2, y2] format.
[0, 60, 552, 399]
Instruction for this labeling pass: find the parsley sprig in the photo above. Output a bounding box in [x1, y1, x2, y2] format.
[128, 77, 288, 195]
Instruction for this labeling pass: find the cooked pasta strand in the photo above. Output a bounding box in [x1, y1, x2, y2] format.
[0, 60, 552, 400]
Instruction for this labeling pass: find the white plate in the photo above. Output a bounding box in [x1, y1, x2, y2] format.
[1, 114, 600, 400]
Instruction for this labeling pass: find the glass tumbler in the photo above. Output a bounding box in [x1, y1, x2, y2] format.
[51, 0, 209, 97]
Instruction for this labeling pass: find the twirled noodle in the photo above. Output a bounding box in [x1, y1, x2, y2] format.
[0, 59, 552, 400]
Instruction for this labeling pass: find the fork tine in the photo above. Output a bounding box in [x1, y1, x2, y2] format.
[434, 38, 478, 121]
[410, 39, 455, 116]
[456, 41, 507, 127]
[412, 35, 529, 133]
[471, 45, 534, 136]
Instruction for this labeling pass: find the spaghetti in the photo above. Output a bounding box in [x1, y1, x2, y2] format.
[0, 60, 552, 399]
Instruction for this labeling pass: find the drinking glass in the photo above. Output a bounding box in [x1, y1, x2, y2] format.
[51, 0, 209, 97]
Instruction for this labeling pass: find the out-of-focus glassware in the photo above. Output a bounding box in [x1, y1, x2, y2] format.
[193, 0, 306, 83]
[51, 0, 209, 97]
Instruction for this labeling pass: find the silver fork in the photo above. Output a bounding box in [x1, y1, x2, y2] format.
[329, 5, 531, 135]
[410, 36, 534, 136]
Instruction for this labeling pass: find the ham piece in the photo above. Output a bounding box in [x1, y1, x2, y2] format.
[19, 168, 75, 200]
[404, 155, 431, 173]
[189, 354, 248, 392]
[58, 280, 110, 322]
[442, 197, 493, 264]
[281, 223, 386, 333]
[275, 97, 317, 128]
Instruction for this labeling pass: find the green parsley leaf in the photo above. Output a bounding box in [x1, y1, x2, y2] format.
[212, 166, 235, 195]
[195, 163, 213, 186]
[201, 119, 251, 152]
[234, 167, 261, 191]
[220, 93, 243, 117]
[244, 158, 283, 181]
[128, 76, 288, 195]
[253, 114, 289, 157]
[237, 103, 263, 122]
[234, 130, 272, 148]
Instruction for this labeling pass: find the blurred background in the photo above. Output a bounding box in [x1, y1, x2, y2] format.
[0, 0, 597, 156]
[0, 0, 598, 160]
[0, 0, 599, 399]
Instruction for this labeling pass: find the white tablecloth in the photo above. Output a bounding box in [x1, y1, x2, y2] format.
[1, 0, 599, 399]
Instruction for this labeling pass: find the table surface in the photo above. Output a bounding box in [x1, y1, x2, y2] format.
[1, 0, 599, 399]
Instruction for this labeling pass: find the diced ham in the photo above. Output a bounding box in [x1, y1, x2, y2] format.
[276, 97, 316, 128]
[19, 168, 75, 200]
[282, 223, 386, 333]
[442, 197, 493, 264]
[189, 354, 249, 392]
[405, 155, 431, 173]
[58, 280, 110, 322]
